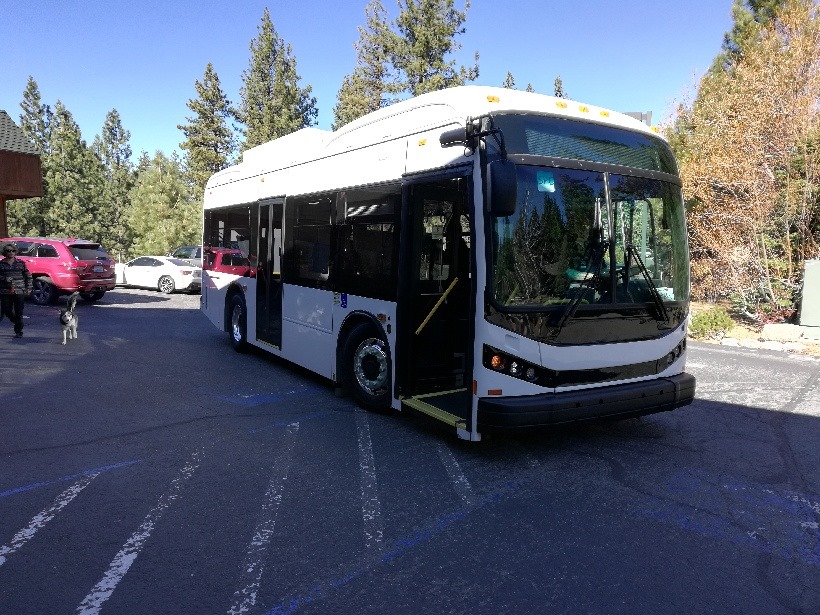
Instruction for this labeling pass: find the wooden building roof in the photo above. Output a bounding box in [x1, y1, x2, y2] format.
[0, 110, 40, 155]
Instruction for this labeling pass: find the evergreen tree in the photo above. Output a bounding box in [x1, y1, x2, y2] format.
[93, 109, 134, 259]
[502, 72, 515, 89]
[178, 62, 236, 199]
[45, 101, 105, 240]
[237, 8, 317, 150]
[127, 152, 200, 257]
[333, 0, 393, 129]
[10, 77, 53, 235]
[525, 83, 535, 93]
[553, 76, 567, 98]
[386, 0, 479, 96]
[711, 0, 786, 72]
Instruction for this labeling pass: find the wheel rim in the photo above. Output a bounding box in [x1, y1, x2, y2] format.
[353, 338, 388, 396]
[231, 304, 244, 343]
[159, 277, 174, 293]
[32, 280, 50, 304]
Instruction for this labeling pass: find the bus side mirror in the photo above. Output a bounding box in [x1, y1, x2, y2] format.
[487, 160, 517, 217]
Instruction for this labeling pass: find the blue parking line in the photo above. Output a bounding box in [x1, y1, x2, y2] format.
[0, 460, 140, 498]
[264, 480, 521, 615]
[635, 468, 820, 568]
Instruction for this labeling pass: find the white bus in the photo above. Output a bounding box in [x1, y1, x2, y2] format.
[202, 85, 695, 441]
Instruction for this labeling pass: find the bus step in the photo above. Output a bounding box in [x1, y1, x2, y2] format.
[401, 388, 469, 429]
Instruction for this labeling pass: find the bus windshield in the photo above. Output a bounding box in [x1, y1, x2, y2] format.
[490, 165, 689, 311]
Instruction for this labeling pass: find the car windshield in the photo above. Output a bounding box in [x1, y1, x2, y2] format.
[490, 165, 689, 310]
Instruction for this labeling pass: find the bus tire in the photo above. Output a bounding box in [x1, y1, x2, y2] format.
[343, 323, 391, 412]
[229, 294, 249, 353]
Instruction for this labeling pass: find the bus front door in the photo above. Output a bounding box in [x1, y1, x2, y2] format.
[397, 175, 473, 430]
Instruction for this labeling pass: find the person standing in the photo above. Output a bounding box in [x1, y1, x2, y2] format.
[0, 244, 33, 337]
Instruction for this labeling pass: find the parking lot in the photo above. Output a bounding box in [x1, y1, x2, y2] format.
[1, 288, 819, 614]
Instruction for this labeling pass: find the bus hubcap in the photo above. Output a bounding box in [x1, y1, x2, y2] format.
[354, 339, 387, 395]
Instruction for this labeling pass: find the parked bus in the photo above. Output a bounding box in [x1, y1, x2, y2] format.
[202, 85, 695, 441]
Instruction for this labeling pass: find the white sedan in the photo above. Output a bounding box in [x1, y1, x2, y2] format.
[115, 256, 202, 294]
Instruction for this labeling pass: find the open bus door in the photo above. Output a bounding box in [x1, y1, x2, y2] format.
[396, 172, 474, 435]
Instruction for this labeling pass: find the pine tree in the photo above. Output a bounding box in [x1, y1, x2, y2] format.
[502, 72, 515, 89]
[553, 76, 567, 98]
[711, 0, 786, 72]
[178, 62, 236, 199]
[386, 0, 479, 96]
[10, 77, 53, 235]
[333, 0, 393, 129]
[45, 101, 105, 240]
[237, 8, 317, 150]
[93, 109, 134, 259]
[127, 152, 200, 257]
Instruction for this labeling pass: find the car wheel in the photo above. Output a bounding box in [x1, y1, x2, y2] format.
[158, 275, 175, 294]
[80, 290, 105, 302]
[343, 323, 391, 411]
[230, 294, 249, 352]
[31, 278, 58, 305]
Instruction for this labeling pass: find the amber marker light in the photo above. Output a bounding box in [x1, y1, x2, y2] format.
[490, 354, 505, 370]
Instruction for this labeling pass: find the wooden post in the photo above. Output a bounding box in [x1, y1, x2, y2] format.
[0, 196, 7, 238]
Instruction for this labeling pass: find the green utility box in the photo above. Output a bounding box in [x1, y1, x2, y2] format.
[800, 259, 820, 340]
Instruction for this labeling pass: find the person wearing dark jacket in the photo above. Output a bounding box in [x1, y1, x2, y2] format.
[0, 244, 33, 337]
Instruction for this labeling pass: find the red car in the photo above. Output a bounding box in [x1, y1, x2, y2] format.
[1, 237, 116, 305]
[202, 247, 254, 277]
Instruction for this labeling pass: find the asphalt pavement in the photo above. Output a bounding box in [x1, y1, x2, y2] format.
[0, 289, 818, 614]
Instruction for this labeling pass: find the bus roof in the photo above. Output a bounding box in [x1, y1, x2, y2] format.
[207, 86, 659, 190]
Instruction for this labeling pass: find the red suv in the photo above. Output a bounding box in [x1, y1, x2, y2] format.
[1, 237, 116, 305]
[203, 247, 254, 277]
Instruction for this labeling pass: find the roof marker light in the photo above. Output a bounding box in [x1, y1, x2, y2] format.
[599, 110, 610, 117]
[487, 95, 500, 103]
[579, 105, 589, 113]
[418, 138, 427, 146]
[556, 101, 568, 109]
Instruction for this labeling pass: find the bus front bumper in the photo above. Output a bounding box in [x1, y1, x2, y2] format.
[477, 372, 696, 431]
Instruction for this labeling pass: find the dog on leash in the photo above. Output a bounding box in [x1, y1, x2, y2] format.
[59, 292, 79, 345]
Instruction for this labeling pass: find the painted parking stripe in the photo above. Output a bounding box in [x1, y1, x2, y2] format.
[0, 472, 101, 567]
[437, 443, 474, 505]
[228, 423, 300, 615]
[355, 410, 384, 550]
[76, 448, 203, 615]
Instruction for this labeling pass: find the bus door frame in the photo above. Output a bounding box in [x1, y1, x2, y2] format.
[255, 197, 284, 348]
[395, 166, 476, 428]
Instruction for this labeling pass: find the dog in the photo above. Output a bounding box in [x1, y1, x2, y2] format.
[59, 292, 79, 345]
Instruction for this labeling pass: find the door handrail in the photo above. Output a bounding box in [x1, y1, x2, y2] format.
[415, 277, 459, 336]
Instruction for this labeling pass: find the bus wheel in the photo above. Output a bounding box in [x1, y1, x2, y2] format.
[343, 323, 391, 411]
[229, 294, 249, 353]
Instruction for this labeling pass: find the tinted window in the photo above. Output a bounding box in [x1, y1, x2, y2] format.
[69, 245, 110, 260]
[284, 194, 333, 287]
[36, 245, 59, 258]
[492, 114, 678, 175]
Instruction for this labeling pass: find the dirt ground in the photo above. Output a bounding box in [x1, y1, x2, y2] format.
[689, 302, 820, 357]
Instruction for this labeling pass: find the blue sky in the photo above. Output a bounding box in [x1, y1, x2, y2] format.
[1, 0, 733, 159]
